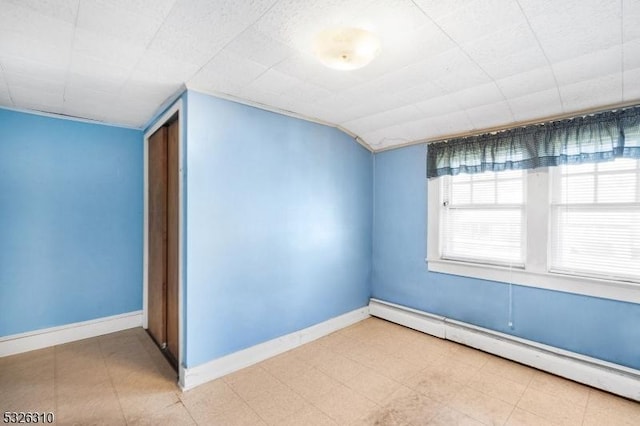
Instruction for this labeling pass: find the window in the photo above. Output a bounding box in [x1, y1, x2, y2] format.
[428, 161, 640, 304]
[550, 158, 640, 281]
[440, 169, 525, 266]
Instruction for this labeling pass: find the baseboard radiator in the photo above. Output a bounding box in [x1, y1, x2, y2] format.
[369, 298, 640, 402]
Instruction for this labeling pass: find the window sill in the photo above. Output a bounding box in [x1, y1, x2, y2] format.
[427, 258, 640, 304]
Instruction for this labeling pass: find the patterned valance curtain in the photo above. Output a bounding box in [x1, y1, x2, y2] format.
[427, 106, 640, 178]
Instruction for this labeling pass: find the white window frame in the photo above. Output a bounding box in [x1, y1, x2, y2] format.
[427, 168, 640, 304]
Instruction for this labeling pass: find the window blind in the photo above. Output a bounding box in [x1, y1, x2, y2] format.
[440, 169, 525, 266]
[550, 158, 640, 281]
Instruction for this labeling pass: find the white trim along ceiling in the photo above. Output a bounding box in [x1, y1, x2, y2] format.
[0, 0, 638, 151]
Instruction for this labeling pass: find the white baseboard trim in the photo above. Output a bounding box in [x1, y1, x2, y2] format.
[369, 298, 640, 402]
[0, 311, 143, 357]
[180, 306, 370, 391]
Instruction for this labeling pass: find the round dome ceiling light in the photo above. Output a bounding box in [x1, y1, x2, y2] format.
[313, 27, 381, 71]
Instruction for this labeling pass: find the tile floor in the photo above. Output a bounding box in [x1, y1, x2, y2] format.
[1, 317, 638, 425]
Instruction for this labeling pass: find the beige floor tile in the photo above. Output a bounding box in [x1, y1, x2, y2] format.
[404, 366, 466, 403]
[244, 382, 308, 425]
[353, 407, 411, 426]
[126, 400, 196, 426]
[411, 334, 459, 359]
[395, 344, 446, 370]
[260, 351, 310, 382]
[56, 383, 126, 426]
[223, 365, 282, 401]
[278, 404, 338, 426]
[467, 370, 527, 405]
[346, 369, 403, 404]
[311, 383, 379, 425]
[528, 371, 590, 407]
[381, 386, 443, 425]
[179, 378, 248, 417]
[448, 344, 494, 369]
[313, 350, 368, 383]
[448, 386, 514, 425]
[480, 356, 535, 386]
[427, 407, 486, 426]
[283, 366, 341, 401]
[506, 407, 558, 426]
[196, 401, 267, 426]
[583, 389, 640, 426]
[517, 388, 585, 426]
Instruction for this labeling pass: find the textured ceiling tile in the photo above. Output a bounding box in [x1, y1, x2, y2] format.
[0, 30, 71, 69]
[496, 66, 557, 98]
[3, 70, 65, 95]
[427, 48, 493, 92]
[273, 53, 363, 91]
[461, 23, 539, 64]
[411, 0, 476, 21]
[11, 84, 64, 110]
[552, 45, 622, 86]
[624, 39, 640, 70]
[77, 0, 164, 45]
[247, 69, 300, 94]
[342, 104, 424, 135]
[287, 82, 333, 103]
[465, 101, 514, 129]
[253, 0, 359, 49]
[130, 51, 200, 85]
[427, 110, 475, 136]
[518, 0, 622, 63]
[156, 0, 277, 61]
[478, 47, 549, 80]
[0, 1, 75, 45]
[559, 74, 623, 112]
[0, 56, 67, 85]
[623, 0, 640, 41]
[95, 0, 178, 22]
[225, 28, 295, 68]
[73, 28, 146, 67]
[415, 94, 463, 117]
[2, 0, 80, 24]
[188, 51, 268, 96]
[451, 83, 504, 110]
[69, 53, 133, 83]
[623, 68, 640, 101]
[507, 88, 563, 122]
[435, 0, 528, 44]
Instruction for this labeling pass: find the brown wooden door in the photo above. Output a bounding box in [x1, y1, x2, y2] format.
[148, 126, 167, 348]
[165, 119, 179, 367]
[147, 116, 179, 371]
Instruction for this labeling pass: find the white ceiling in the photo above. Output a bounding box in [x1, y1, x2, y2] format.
[0, 0, 638, 151]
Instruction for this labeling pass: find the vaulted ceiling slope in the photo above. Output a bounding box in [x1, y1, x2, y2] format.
[0, 0, 638, 151]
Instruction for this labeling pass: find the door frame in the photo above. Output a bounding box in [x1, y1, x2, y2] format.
[143, 98, 184, 371]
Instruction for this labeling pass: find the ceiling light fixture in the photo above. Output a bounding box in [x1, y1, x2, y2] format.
[313, 27, 380, 71]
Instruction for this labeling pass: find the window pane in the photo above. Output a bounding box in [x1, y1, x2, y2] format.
[497, 179, 523, 203]
[598, 174, 636, 203]
[560, 175, 594, 203]
[550, 208, 640, 280]
[472, 181, 496, 204]
[451, 183, 471, 204]
[550, 157, 640, 281]
[442, 208, 524, 265]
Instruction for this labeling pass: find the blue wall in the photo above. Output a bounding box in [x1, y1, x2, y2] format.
[184, 91, 372, 367]
[372, 143, 640, 370]
[0, 108, 143, 336]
